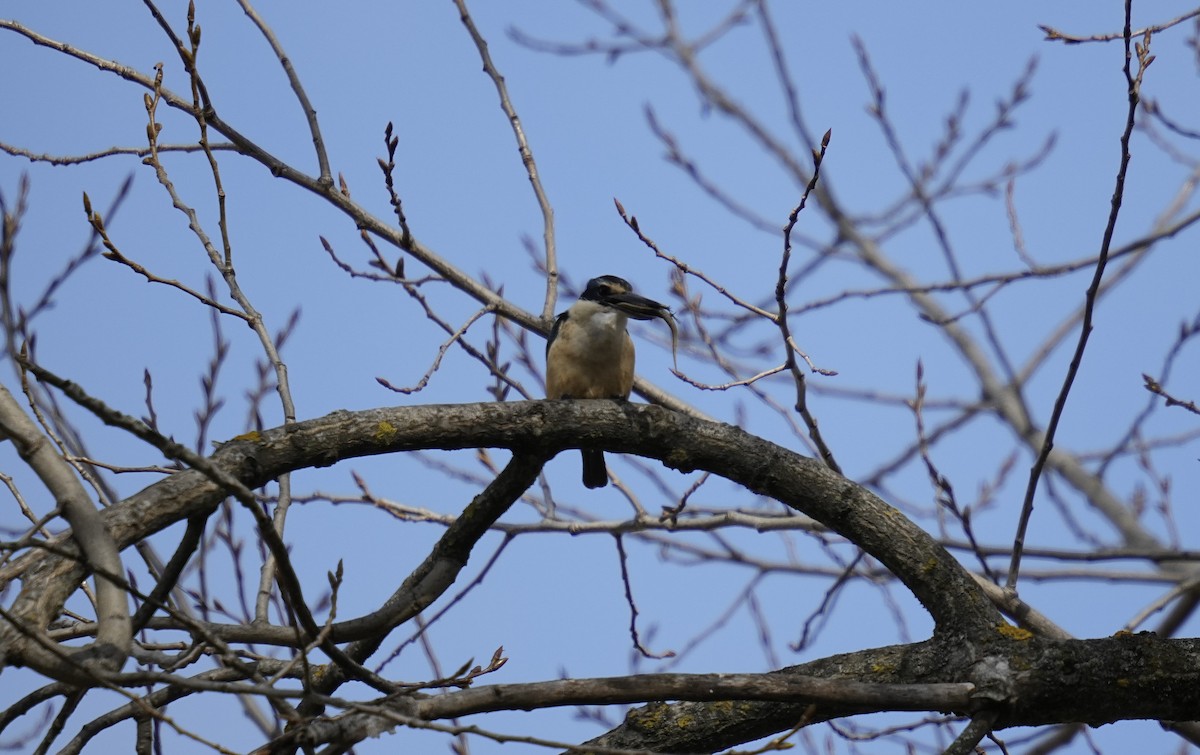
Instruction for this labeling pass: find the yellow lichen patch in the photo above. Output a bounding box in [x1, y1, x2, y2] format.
[628, 703, 668, 730]
[997, 623, 1033, 641]
[708, 701, 740, 716]
[374, 421, 398, 444]
[230, 430, 262, 442]
[870, 662, 897, 674]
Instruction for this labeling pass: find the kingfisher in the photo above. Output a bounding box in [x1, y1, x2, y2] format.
[546, 275, 675, 488]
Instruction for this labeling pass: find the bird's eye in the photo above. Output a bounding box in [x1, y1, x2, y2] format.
[598, 285, 611, 295]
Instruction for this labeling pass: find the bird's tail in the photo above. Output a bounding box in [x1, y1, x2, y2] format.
[581, 450, 608, 489]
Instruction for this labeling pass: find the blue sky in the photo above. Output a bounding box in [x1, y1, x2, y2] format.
[3, 2, 1200, 753]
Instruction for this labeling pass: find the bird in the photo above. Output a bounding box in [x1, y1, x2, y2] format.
[546, 275, 675, 488]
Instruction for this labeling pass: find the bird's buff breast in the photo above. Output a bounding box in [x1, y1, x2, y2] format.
[546, 311, 634, 399]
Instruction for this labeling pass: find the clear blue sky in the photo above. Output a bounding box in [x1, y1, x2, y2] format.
[3, 2, 1200, 753]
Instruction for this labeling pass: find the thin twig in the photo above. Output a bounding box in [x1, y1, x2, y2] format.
[614, 534, 674, 660]
[1007, 3, 1149, 591]
[234, 0, 332, 182]
[778, 129, 840, 473]
[453, 0, 557, 321]
[0, 140, 239, 166]
[1040, 8, 1200, 44]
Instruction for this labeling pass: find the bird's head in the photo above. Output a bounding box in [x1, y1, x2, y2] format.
[581, 275, 670, 321]
[574, 274, 681, 370]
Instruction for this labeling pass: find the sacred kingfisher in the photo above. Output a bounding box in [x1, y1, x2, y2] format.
[546, 275, 675, 488]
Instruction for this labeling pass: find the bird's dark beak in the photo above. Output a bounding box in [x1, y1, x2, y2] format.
[604, 292, 670, 321]
[604, 290, 681, 369]
[605, 291, 681, 371]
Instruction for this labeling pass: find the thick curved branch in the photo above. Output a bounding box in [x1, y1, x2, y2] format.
[1, 400, 1001, 664]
